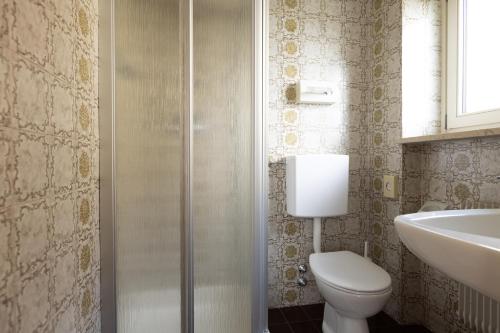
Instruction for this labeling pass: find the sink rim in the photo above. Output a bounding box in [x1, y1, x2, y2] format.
[394, 208, 500, 301]
[396, 208, 500, 224]
[395, 209, 500, 251]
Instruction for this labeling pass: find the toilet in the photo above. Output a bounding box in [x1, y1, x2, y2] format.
[286, 155, 392, 333]
[310, 251, 392, 333]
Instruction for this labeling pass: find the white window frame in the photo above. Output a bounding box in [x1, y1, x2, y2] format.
[445, 0, 500, 131]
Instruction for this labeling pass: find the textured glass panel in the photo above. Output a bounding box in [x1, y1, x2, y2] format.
[115, 1, 182, 332]
[463, 0, 500, 114]
[192, 0, 253, 331]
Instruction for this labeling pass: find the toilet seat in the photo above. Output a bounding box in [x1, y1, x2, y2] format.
[310, 251, 392, 295]
[316, 276, 392, 296]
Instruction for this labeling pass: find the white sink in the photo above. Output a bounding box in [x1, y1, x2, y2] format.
[395, 209, 500, 301]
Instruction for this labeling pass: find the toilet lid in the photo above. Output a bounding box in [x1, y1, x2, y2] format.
[310, 251, 391, 293]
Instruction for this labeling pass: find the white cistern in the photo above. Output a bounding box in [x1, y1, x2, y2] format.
[286, 154, 349, 253]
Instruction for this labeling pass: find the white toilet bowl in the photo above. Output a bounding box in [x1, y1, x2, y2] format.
[310, 251, 392, 333]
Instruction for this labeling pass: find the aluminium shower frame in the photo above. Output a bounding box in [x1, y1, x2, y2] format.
[98, 0, 268, 332]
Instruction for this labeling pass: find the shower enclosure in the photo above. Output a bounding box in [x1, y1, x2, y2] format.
[99, 0, 267, 332]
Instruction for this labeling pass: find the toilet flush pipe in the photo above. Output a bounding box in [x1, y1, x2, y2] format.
[313, 217, 321, 253]
[364, 240, 372, 261]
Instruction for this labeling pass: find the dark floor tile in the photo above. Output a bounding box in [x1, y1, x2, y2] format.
[268, 323, 294, 333]
[281, 306, 309, 323]
[371, 324, 432, 333]
[270, 305, 431, 333]
[367, 311, 399, 329]
[301, 303, 324, 320]
[312, 320, 322, 332]
[399, 325, 432, 333]
[289, 321, 320, 333]
[370, 326, 401, 333]
[268, 308, 287, 325]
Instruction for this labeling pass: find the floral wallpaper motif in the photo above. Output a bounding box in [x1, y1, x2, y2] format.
[388, 1, 500, 332]
[267, 0, 371, 308]
[0, 0, 100, 332]
[367, 0, 405, 321]
[402, 138, 500, 333]
[368, 2, 489, 332]
[269, 2, 500, 333]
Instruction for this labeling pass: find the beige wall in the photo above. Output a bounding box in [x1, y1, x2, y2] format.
[266, 0, 406, 313]
[268, 2, 500, 333]
[403, 138, 500, 333]
[373, 1, 500, 332]
[0, 0, 100, 332]
[367, 0, 405, 320]
[267, 0, 372, 308]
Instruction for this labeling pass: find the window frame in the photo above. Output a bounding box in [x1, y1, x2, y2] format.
[444, 0, 500, 131]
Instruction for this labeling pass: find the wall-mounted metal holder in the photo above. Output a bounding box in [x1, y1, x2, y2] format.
[297, 277, 308, 287]
[297, 264, 308, 286]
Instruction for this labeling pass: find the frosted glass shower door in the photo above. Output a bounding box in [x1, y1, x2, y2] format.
[114, 0, 182, 332]
[106, 0, 258, 331]
[192, 0, 254, 331]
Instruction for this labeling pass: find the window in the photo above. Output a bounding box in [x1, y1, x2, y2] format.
[446, 0, 500, 130]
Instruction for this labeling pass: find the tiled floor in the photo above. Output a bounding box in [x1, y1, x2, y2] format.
[268, 304, 432, 333]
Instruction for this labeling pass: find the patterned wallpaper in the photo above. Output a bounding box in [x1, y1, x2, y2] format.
[267, 0, 371, 308]
[402, 138, 500, 333]
[375, 1, 500, 332]
[267, 0, 408, 313]
[268, 2, 500, 333]
[0, 0, 100, 332]
[367, 0, 405, 321]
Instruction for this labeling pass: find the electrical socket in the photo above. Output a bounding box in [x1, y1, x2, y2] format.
[383, 175, 399, 199]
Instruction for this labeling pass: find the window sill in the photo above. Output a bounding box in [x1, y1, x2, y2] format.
[398, 127, 500, 144]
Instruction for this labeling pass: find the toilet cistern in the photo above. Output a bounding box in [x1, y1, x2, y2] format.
[286, 154, 349, 253]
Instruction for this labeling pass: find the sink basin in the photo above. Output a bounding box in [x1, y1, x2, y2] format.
[395, 209, 500, 301]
